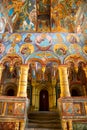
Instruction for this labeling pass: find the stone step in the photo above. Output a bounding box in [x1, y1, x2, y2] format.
[28, 111, 60, 119]
[29, 119, 61, 123]
[26, 111, 62, 130]
[27, 123, 62, 129]
[25, 128, 60, 130]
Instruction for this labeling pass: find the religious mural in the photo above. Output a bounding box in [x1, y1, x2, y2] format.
[0, 122, 15, 130]
[0, 33, 87, 64]
[51, 0, 87, 33]
[1, 0, 87, 33]
[73, 123, 87, 130]
[0, 0, 37, 32]
[37, 0, 50, 32]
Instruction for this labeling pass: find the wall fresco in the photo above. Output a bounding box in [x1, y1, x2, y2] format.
[51, 0, 87, 33]
[0, 0, 87, 33]
[37, 0, 50, 32]
[0, 33, 87, 65]
[73, 123, 87, 130]
[59, 97, 87, 118]
[0, 122, 15, 130]
[1, 0, 37, 32]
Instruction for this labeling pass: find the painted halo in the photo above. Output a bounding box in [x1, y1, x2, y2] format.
[67, 34, 80, 44]
[35, 34, 52, 51]
[8, 33, 22, 43]
[0, 43, 5, 54]
[69, 44, 82, 54]
[83, 45, 87, 55]
[20, 43, 34, 55]
[53, 44, 68, 56]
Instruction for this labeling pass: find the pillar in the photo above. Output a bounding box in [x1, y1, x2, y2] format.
[83, 65, 87, 96]
[69, 120, 73, 130]
[0, 64, 4, 82]
[20, 122, 25, 130]
[62, 120, 67, 130]
[15, 122, 19, 130]
[0, 64, 4, 95]
[32, 78, 36, 109]
[17, 64, 29, 97]
[58, 65, 71, 97]
[84, 65, 87, 78]
[2, 102, 7, 116]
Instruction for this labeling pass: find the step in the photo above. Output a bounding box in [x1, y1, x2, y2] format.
[26, 111, 62, 130]
[25, 128, 60, 130]
[27, 123, 62, 129]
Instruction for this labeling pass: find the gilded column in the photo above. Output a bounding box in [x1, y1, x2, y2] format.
[0, 64, 4, 82]
[15, 122, 19, 130]
[62, 120, 67, 130]
[84, 65, 87, 78]
[17, 64, 29, 97]
[83, 65, 87, 96]
[58, 65, 71, 97]
[0, 64, 4, 95]
[69, 120, 73, 130]
[20, 122, 25, 130]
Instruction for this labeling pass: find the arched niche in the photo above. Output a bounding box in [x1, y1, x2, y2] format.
[0, 54, 23, 65]
[3, 83, 17, 96]
[70, 83, 85, 97]
[37, 0, 51, 31]
[64, 54, 87, 67]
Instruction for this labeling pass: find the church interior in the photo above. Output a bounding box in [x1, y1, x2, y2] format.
[0, 0, 87, 130]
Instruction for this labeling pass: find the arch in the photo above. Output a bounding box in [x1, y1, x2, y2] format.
[46, 58, 61, 65]
[26, 58, 44, 65]
[64, 54, 87, 66]
[39, 89, 49, 111]
[70, 83, 84, 96]
[3, 82, 17, 96]
[26, 57, 61, 66]
[0, 54, 23, 65]
[7, 89, 15, 96]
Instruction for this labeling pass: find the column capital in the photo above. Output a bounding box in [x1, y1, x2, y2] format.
[58, 64, 68, 69]
[20, 64, 29, 69]
[0, 64, 4, 69]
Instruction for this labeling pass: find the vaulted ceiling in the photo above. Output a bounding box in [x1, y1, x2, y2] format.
[0, 0, 87, 33]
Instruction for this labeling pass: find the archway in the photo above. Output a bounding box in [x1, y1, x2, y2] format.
[7, 88, 15, 96]
[71, 89, 82, 96]
[39, 89, 49, 111]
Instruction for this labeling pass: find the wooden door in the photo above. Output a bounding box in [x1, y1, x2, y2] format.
[39, 90, 49, 111]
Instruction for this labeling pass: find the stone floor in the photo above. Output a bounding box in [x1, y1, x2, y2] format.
[25, 128, 57, 130]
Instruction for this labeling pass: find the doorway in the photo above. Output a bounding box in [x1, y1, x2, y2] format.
[39, 89, 49, 111]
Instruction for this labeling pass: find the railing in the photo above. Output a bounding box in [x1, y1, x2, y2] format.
[58, 97, 87, 119]
[0, 96, 28, 121]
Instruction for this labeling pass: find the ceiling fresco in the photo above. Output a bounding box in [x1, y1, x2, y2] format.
[0, 0, 87, 33]
[0, 33, 87, 64]
[0, 0, 36, 32]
